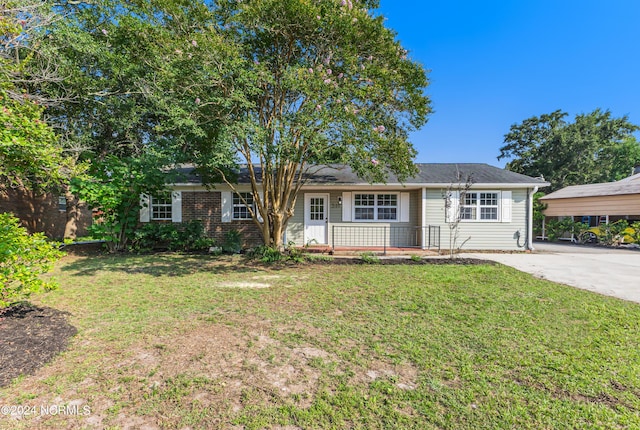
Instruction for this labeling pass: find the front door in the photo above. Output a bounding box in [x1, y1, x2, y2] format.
[304, 194, 329, 245]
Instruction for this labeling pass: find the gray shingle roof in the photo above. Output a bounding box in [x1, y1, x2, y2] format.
[540, 180, 640, 200]
[175, 163, 547, 187]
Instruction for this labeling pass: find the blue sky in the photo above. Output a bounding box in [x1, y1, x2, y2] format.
[378, 0, 640, 166]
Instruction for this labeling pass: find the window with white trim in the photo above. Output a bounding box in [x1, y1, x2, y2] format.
[151, 195, 172, 220]
[233, 192, 254, 220]
[353, 193, 398, 221]
[460, 192, 499, 221]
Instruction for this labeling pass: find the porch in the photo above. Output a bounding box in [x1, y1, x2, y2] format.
[330, 225, 441, 254]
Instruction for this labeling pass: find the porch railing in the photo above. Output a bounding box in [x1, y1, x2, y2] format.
[331, 225, 440, 254]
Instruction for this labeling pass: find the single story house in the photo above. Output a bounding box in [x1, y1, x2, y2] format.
[142, 163, 548, 251]
[540, 167, 640, 228]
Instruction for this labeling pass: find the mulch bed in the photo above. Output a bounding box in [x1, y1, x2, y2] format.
[325, 257, 495, 265]
[0, 304, 77, 388]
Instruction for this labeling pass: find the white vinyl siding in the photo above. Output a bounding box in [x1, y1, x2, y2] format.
[427, 188, 527, 250]
[286, 190, 419, 246]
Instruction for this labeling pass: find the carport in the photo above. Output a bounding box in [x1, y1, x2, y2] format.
[540, 171, 640, 235]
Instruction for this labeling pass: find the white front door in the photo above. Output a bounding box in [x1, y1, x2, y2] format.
[304, 194, 329, 245]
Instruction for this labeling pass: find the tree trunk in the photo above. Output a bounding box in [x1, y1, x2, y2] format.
[271, 217, 284, 249]
[63, 188, 79, 239]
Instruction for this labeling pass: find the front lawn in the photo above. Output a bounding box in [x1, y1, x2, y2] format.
[1, 254, 639, 429]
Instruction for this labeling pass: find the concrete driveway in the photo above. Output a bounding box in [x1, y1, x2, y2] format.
[467, 242, 640, 304]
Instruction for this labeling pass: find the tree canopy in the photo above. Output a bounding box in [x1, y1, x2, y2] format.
[199, 0, 432, 246]
[498, 109, 640, 191]
[41, 0, 431, 247]
[0, 1, 69, 189]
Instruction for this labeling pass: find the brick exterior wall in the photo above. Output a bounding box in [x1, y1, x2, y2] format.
[0, 187, 92, 239]
[181, 191, 263, 248]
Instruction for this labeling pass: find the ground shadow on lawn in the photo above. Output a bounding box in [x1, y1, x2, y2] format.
[60, 253, 264, 277]
[61, 253, 495, 277]
[0, 303, 77, 388]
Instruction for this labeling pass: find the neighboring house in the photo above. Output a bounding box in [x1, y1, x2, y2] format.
[142, 163, 548, 251]
[0, 186, 92, 239]
[540, 167, 640, 228]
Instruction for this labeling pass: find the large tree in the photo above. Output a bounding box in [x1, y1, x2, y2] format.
[195, 0, 431, 247]
[44, 0, 431, 248]
[0, 1, 69, 189]
[38, 0, 243, 241]
[498, 109, 640, 191]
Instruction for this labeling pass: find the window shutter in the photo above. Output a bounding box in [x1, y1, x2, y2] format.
[342, 192, 352, 222]
[139, 194, 150, 222]
[171, 191, 182, 222]
[256, 192, 264, 222]
[501, 191, 512, 223]
[221, 191, 232, 222]
[445, 191, 459, 223]
[400, 192, 410, 223]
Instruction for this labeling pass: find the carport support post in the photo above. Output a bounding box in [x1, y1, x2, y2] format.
[527, 186, 538, 250]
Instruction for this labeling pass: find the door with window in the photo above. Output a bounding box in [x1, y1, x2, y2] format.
[304, 194, 329, 245]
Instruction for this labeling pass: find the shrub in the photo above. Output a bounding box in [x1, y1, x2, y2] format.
[131, 221, 214, 253]
[546, 218, 588, 242]
[360, 251, 380, 264]
[222, 229, 243, 254]
[596, 220, 629, 246]
[0, 214, 63, 308]
[630, 222, 640, 244]
[246, 242, 306, 264]
[247, 245, 283, 263]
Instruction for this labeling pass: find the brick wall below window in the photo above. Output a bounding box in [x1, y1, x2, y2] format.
[181, 191, 263, 247]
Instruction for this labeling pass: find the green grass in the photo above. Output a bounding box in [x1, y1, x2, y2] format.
[1, 254, 639, 429]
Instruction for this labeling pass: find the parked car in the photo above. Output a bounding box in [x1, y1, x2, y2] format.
[580, 225, 636, 244]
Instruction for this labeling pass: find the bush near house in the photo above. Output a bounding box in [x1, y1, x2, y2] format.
[587, 220, 636, 246]
[131, 220, 214, 253]
[545, 218, 589, 242]
[0, 213, 63, 308]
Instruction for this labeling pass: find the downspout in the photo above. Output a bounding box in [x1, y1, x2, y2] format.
[526, 186, 539, 251]
[421, 187, 427, 250]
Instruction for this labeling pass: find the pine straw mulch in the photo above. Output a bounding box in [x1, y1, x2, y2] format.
[0, 304, 77, 388]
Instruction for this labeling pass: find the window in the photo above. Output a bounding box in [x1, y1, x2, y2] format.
[233, 192, 254, 220]
[354, 193, 398, 221]
[58, 196, 67, 212]
[460, 192, 499, 221]
[151, 195, 172, 220]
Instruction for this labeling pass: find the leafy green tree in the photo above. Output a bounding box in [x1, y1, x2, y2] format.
[37, 0, 237, 240]
[0, 213, 63, 308]
[194, 0, 431, 247]
[41, 0, 240, 162]
[0, 90, 68, 188]
[42, 0, 431, 248]
[0, 1, 69, 189]
[498, 109, 640, 191]
[70, 156, 169, 252]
